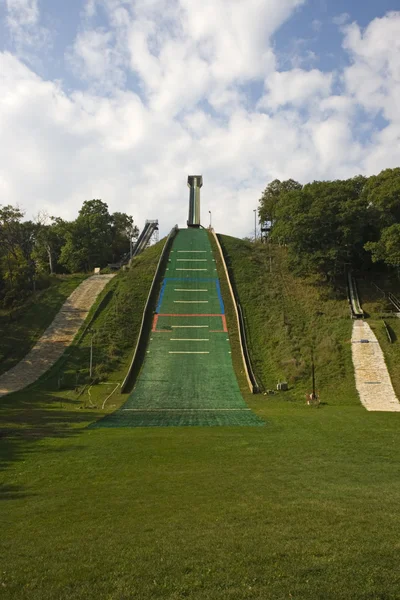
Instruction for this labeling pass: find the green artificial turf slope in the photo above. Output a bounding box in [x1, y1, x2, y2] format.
[95, 228, 263, 427]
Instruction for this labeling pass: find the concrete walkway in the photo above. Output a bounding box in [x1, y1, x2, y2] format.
[0, 274, 115, 398]
[351, 320, 400, 411]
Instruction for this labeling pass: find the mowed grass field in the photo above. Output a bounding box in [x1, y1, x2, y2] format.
[2, 403, 400, 599]
[2, 238, 400, 599]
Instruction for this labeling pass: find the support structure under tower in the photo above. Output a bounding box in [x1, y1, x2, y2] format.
[187, 175, 203, 227]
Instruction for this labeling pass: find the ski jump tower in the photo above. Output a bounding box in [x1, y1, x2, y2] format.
[187, 175, 203, 227]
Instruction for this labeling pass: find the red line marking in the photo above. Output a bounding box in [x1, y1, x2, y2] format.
[152, 314, 159, 332]
[221, 315, 228, 332]
[157, 313, 222, 317]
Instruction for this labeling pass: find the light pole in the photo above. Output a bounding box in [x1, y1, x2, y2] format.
[253, 209, 257, 241]
[209, 210, 212, 229]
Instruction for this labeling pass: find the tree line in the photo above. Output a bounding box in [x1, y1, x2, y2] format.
[0, 199, 138, 307]
[258, 168, 400, 279]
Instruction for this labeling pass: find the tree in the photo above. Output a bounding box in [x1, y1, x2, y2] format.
[59, 199, 113, 272]
[110, 212, 138, 262]
[361, 168, 400, 228]
[33, 215, 68, 274]
[268, 176, 370, 278]
[258, 179, 303, 228]
[0, 205, 38, 302]
[365, 224, 400, 268]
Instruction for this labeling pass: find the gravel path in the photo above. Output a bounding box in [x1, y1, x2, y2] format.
[0, 274, 115, 398]
[351, 320, 400, 411]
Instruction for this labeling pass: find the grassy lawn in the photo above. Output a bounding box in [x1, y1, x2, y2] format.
[2, 237, 400, 599]
[1, 400, 400, 599]
[0, 275, 87, 376]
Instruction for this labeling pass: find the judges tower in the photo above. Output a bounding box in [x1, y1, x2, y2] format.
[187, 175, 203, 227]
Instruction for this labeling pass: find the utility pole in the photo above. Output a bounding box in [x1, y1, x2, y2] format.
[129, 226, 134, 261]
[311, 348, 316, 400]
[89, 330, 94, 378]
[253, 209, 257, 241]
[209, 210, 212, 229]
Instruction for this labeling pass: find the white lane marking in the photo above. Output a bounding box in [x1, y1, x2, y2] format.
[174, 289, 208, 292]
[177, 259, 207, 261]
[174, 300, 209, 303]
[177, 250, 207, 252]
[122, 408, 251, 411]
[171, 325, 209, 328]
[168, 351, 210, 354]
[170, 338, 209, 341]
[176, 268, 207, 271]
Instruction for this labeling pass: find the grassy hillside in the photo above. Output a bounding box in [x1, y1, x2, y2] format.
[0, 275, 88, 376]
[33, 237, 167, 406]
[218, 235, 359, 405]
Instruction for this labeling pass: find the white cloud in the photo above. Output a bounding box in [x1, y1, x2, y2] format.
[259, 68, 333, 111]
[342, 12, 400, 122]
[333, 13, 350, 26]
[5, 0, 50, 52]
[2, 6, 400, 238]
[74, 0, 303, 116]
[67, 28, 127, 90]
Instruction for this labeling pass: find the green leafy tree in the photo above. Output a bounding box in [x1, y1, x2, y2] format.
[258, 179, 303, 227]
[33, 218, 68, 274]
[365, 224, 400, 268]
[361, 168, 400, 228]
[269, 176, 369, 278]
[0, 205, 37, 303]
[110, 212, 138, 262]
[59, 199, 113, 272]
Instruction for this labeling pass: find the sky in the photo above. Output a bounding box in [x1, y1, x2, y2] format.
[0, 1, 400, 238]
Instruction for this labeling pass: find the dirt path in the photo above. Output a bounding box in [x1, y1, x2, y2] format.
[351, 320, 400, 411]
[0, 274, 115, 398]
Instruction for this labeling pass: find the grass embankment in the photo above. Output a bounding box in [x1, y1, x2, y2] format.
[218, 235, 358, 405]
[208, 231, 252, 400]
[0, 275, 87, 376]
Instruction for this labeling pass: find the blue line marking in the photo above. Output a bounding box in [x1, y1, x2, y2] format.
[216, 280, 225, 314]
[156, 279, 167, 313]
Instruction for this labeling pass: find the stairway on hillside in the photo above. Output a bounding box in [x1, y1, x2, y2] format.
[352, 320, 400, 411]
[0, 274, 115, 398]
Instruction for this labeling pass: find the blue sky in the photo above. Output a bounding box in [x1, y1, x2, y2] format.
[0, 0, 400, 237]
